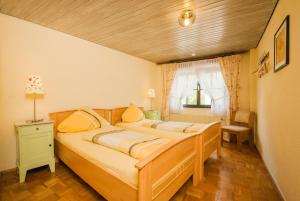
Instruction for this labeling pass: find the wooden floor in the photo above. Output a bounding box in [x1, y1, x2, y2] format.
[0, 143, 282, 201]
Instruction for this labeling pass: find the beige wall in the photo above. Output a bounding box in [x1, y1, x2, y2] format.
[253, 0, 300, 200]
[0, 14, 159, 171]
[249, 49, 258, 112]
[238, 52, 250, 111]
[169, 108, 221, 123]
[168, 52, 251, 123]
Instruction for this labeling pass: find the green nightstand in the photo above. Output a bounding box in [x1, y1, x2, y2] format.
[15, 120, 55, 183]
[144, 110, 161, 120]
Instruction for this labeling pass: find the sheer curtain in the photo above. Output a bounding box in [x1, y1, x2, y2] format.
[169, 60, 228, 115]
[169, 62, 197, 113]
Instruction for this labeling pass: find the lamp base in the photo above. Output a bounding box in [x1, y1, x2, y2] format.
[26, 119, 44, 124]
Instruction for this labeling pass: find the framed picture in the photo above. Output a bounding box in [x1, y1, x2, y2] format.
[274, 15, 290, 72]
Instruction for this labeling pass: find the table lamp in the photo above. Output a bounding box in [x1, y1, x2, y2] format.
[25, 75, 44, 123]
[147, 88, 155, 111]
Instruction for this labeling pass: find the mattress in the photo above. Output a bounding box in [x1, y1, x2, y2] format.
[56, 128, 138, 187]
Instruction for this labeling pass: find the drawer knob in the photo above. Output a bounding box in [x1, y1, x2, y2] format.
[36, 127, 39, 131]
[49, 144, 52, 147]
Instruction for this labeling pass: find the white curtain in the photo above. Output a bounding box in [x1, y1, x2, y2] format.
[169, 63, 197, 112]
[169, 60, 228, 115]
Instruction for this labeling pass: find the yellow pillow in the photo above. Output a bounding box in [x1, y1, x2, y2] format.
[58, 110, 101, 133]
[122, 104, 144, 123]
[80, 106, 110, 128]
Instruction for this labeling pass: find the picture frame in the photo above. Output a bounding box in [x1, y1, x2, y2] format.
[274, 15, 290, 72]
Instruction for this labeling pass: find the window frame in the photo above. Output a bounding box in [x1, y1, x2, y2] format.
[183, 82, 211, 108]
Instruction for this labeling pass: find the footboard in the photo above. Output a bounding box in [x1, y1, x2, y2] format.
[136, 134, 201, 201]
[54, 140, 138, 201]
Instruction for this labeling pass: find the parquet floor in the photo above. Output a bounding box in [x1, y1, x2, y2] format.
[0, 143, 282, 201]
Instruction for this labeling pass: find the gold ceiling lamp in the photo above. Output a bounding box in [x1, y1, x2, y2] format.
[178, 10, 196, 27]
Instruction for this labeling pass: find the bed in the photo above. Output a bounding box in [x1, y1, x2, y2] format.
[111, 107, 221, 171]
[49, 109, 204, 201]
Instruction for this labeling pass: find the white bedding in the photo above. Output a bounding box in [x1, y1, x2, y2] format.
[56, 128, 138, 187]
[117, 119, 211, 137]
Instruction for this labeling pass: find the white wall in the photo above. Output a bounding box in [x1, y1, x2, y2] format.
[0, 14, 159, 171]
[254, 0, 300, 200]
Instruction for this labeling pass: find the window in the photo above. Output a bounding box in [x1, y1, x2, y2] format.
[169, 61, 227, 114]
[183, 82, 211, 108]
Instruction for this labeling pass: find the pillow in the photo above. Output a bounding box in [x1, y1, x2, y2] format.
[58, 110, 101, 133]
[122, 104, 144, 123]
[80, 106, 110, 128]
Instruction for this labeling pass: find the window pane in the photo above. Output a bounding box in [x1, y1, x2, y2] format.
[200, 90, 211, 105]
[186, 90, 197, 105]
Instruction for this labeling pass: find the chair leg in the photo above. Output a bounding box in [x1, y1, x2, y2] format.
[237, 134, 242, 151]
[249, 130, 255, 148]
[217, 134, 221, 158]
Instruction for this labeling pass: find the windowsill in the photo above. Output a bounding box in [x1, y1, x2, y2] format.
[183, 105, 211, 109]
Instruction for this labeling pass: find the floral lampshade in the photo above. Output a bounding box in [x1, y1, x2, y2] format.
[25, 75, 44, 95]
[147, 88, 156, 98]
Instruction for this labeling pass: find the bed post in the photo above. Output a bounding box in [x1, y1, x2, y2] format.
[199, 135, 204, 181]
[138, 163, 152, 201]
[215, 124, 222, 158]
[193, 135, 204, 186]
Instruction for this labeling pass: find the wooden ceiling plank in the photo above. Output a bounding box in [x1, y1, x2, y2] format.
[0, 0, 278, 63]
[88, 2, 274, 42]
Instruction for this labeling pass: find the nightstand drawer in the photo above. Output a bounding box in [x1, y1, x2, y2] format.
[18, 124, 53, 135]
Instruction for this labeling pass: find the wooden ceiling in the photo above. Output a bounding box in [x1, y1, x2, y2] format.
[0, 0, 278, 64]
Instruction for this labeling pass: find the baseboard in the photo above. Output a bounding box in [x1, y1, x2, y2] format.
[0, 160, 60, 176]
[256, 149, 286, 201]
[0, 167, 17, 176]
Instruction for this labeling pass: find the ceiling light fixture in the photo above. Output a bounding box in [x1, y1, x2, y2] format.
[178, 10, 196, 27]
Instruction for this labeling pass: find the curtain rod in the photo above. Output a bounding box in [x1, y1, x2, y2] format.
[157, 51, 247, 65]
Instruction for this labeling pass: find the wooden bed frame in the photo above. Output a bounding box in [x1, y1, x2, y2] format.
[49, 109, 205, 201]
[111, 107, 222, 173]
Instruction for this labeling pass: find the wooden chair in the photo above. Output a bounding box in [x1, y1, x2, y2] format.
[221, 111, 255, 149]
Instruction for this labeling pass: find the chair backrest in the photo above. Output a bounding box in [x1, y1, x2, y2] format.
[231, 111, 255, 129]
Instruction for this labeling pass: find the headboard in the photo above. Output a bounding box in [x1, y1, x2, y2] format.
[49, 109, 112, 134]
[111, 107, 144, 125]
